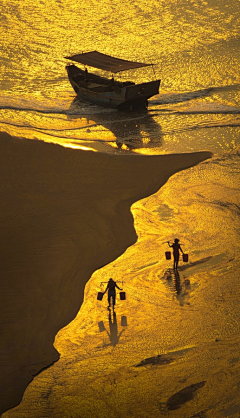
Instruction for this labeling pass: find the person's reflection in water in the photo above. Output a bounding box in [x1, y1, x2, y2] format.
[163, 269, 189, 306]
[174, 270, 181, 295]
[106, 311, 125, 347]
[174, 270, 190, 306]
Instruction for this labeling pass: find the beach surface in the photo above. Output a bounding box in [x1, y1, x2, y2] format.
[0, 132, 212, 415]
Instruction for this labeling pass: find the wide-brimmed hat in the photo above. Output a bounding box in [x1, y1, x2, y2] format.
[174, 238, 179, 243]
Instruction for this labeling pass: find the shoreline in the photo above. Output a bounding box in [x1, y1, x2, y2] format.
[0, 132, 212, 415]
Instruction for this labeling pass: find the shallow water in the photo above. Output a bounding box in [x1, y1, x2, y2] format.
[1, 0, 240, 416]
[1, 0, 239, 153]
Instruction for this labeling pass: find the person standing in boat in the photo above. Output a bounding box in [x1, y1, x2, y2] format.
[108, 76, 115, 90]
[168, 238, 184, 270]
[84, 67, 89, 81]
[104, 278, 122, 309]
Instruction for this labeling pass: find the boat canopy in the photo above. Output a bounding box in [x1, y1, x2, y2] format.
[65, 50, 152, 73]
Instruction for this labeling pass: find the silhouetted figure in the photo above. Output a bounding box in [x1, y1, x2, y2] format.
[108, 76, 115, 90]
[104, 278, 122, 309]
[168, 238, 184, 270]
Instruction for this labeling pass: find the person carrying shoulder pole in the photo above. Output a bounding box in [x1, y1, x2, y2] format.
[104, 278, 122, 309]
[168, 238, 184, 270]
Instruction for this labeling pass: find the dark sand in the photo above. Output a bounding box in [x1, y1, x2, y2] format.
[0, 132, 212, 415]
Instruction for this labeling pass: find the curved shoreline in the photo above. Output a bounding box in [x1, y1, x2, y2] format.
[0, 132, 212, 415]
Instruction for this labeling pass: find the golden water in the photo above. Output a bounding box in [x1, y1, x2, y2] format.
[1, 0, 240, 416]
[1, 0, 239, 153]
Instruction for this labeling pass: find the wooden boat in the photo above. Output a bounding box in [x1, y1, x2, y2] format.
[65, 51, 160, 111]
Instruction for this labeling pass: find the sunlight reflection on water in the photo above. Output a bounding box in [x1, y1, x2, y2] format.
[1, 0, 240, 416]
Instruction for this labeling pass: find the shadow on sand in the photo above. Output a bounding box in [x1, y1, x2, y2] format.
[98, 311, 127, 347]
[178, 256, 213, 272]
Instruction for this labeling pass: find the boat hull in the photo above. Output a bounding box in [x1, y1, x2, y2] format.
[66, 65, 160, 111]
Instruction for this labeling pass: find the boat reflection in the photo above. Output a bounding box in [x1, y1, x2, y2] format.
[68, 97, 163, 151]
[98, 312, 127, 347]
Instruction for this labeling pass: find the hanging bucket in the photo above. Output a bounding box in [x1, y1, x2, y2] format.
[165, 251, 171, 260]
[121, 316, 128, 326]
[97, 291, 104, 301]
[182, 254, 188, 263]
[120, 291, 126, 300]
[98, 321, 105, 332]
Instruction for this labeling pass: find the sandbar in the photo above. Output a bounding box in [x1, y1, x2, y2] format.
[0, 132, 212, 415]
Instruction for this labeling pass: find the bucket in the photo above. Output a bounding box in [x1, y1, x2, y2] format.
[120, 291, 126, 300]
[97, 291, 104, 301]
[182, 253, 188, 263]
[165, 251, 171, 260]
[121, 316, 128, 326]
[98, 321, 105, 332]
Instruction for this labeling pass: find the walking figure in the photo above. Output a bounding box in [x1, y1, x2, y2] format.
[168, 238, 184, 270]
[104, 278, 122, 309]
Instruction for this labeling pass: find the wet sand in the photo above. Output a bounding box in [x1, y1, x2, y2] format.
[0, 132, 212, 415]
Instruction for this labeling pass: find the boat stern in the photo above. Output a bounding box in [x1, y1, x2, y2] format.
[118, 79, 160, 111]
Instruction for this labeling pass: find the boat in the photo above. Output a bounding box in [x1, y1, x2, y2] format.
[65, 51, 160, 111]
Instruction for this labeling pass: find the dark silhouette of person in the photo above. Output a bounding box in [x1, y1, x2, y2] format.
[108, 76, 115, 90]
[104, 278, 122, 309]
[168, 238, 184, 270]
[84, 67, 89, 84]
